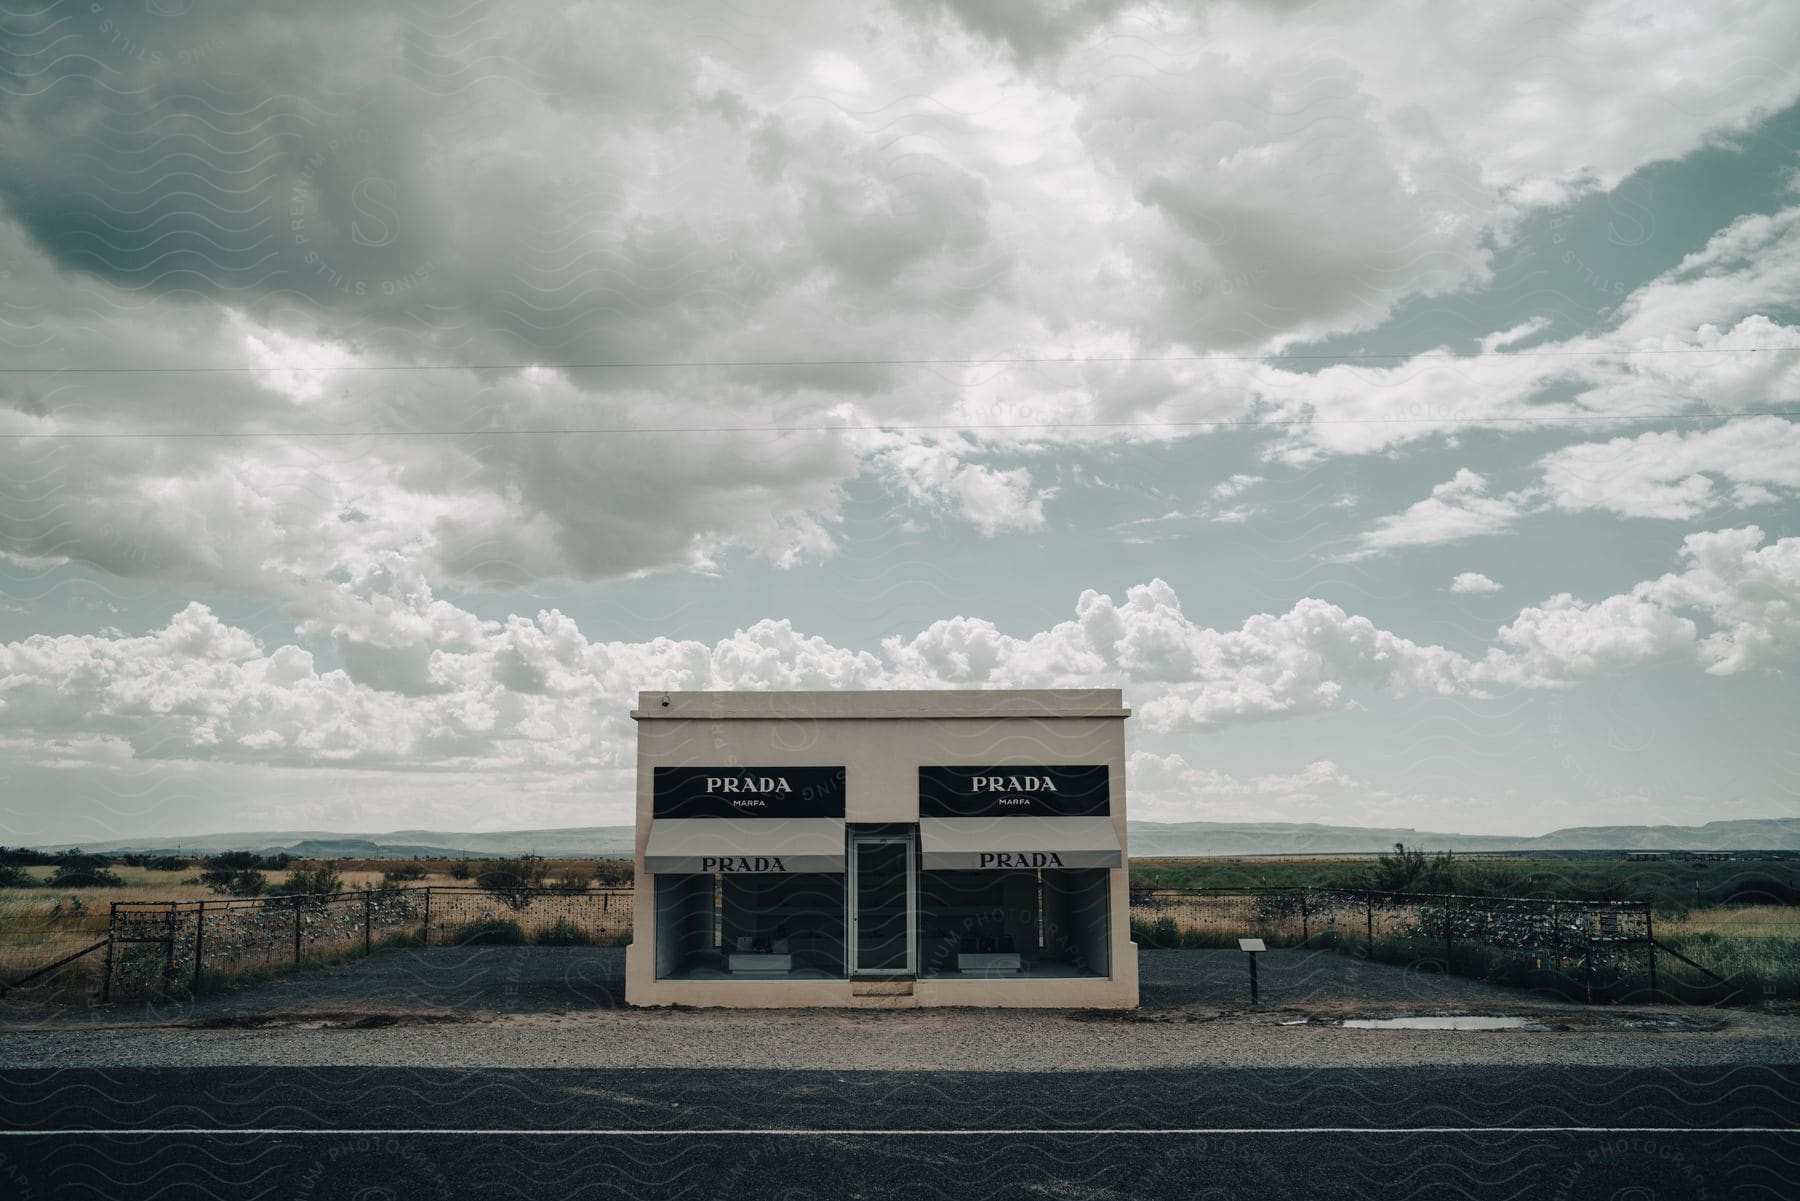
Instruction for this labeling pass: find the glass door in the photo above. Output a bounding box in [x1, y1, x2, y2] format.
[849, 835, 915, 975]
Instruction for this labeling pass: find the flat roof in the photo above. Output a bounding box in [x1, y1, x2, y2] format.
[632, 689, 1129, 721]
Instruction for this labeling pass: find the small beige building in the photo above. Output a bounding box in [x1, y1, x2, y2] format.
[624, 689, 1139, 1008]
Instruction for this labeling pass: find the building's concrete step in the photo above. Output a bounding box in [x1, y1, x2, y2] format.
[850, 979, 915, 996]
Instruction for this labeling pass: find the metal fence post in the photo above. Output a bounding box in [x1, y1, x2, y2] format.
[1645, 906, 1658, 1003]
[192, 900, 205, 998]
[101, 902, 116, 1002]
[1444, 896, 1454, 975]
[364, 890, 373, 955]
[1550, 900, 1560, 976]
[1582, 908, 1594, 1004]
[163, 901, 177, 993]
[422, 886, 431, 946]
[293, 893, 303, 967]
[1365, 894, 1374, 959]
[1300, 891, 1309, 945]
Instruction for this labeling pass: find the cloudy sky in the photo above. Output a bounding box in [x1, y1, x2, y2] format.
[2, 0, 1799, 844]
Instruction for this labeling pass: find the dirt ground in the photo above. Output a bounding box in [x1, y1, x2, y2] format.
[7, 948, 1798, 1077]
[0, 945, 1765, 1027]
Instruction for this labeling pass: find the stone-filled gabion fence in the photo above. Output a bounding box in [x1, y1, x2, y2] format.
[42, 883, 1725, 1005]
[104, 886, 634, 1001]
[1127, 886, 1692, 1004]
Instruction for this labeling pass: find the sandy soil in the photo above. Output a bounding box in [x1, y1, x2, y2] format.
[5, 947, 1797, 1074]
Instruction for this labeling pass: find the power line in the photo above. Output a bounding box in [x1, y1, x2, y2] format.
[2, 410, 1796, 439]
[0, 345, 1796, 375]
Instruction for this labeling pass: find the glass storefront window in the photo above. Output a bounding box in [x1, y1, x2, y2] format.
[651, 853, 1110, 983]
[653, 872, 846, 980]
[917, 867, 1109, 979]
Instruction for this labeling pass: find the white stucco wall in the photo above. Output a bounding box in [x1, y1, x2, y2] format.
[624, 690, 1138, 1009]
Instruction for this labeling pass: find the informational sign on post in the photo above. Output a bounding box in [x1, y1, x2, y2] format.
[1239, 937, 1266, 1004]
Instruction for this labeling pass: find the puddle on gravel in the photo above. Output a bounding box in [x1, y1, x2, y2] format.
[1340, 1016, 1540, 1031]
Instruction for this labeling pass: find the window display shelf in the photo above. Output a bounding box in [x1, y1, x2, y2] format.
[727, 952, 794, 973]
[956, 952, 1023, 972]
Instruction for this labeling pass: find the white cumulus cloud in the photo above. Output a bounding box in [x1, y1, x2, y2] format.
[1537, 416, 1800, 520]
[1349, 471, 1534, 559]
[4, 529, 1798, 773]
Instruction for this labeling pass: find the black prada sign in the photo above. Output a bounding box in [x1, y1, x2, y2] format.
[700, 856, 788, 872]
[978, 851, 1066, 868]
[919, 765, 1110, 817]
[653, 766, 846, 819]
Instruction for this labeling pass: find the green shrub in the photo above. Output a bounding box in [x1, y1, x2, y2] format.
[452, 918, 526, 946]
[217, 871, 265, 896]
[116, 852, 188, 870]
[533, 918, 593, 946]
[46, 864, 124, 893]
[281, 863, 343, 898]
[0, 863, 34, 888]
[382, 862, 428, 885]
[200, 852, 270, 896]
[477, 855, 547, 909]
[592, 860, 634, 887]
[1365, 843, 1460, 893]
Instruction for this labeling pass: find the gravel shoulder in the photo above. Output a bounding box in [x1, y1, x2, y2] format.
[4, 947, 1796, 1072]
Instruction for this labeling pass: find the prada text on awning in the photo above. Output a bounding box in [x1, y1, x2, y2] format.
[643, 817, 847, 874]
[918, 815, 1121, 871]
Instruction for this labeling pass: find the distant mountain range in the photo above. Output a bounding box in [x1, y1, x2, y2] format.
[1125, 818, 1800, 856]
[37, 818, 1800, 858]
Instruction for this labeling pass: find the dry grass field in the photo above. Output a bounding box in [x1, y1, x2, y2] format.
[1662, 905, 1800, 937]
[2, 865, 204, 985]
[7, 856, 1798, 1005]
[0, 858, 633, 991]
[1657, 905, 1800, 1000]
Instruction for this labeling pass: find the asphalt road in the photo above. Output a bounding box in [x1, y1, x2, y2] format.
[2, 1064, 1794, 1199]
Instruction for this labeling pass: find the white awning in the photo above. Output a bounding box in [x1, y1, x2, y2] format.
[643, 817, 846, 874]
[918, 816, 1122, 871]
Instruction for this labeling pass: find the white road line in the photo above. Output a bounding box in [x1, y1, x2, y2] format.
[1, 1127, 1795, 1138]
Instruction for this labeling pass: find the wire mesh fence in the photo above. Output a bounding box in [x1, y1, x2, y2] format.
[105, 886, 633, 1001]
[1647, 904, 1800, 1006]
[416, 886, 634, 948]
[52, 883, 1795, 1007]
[1127, 886, 1672, 1004]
